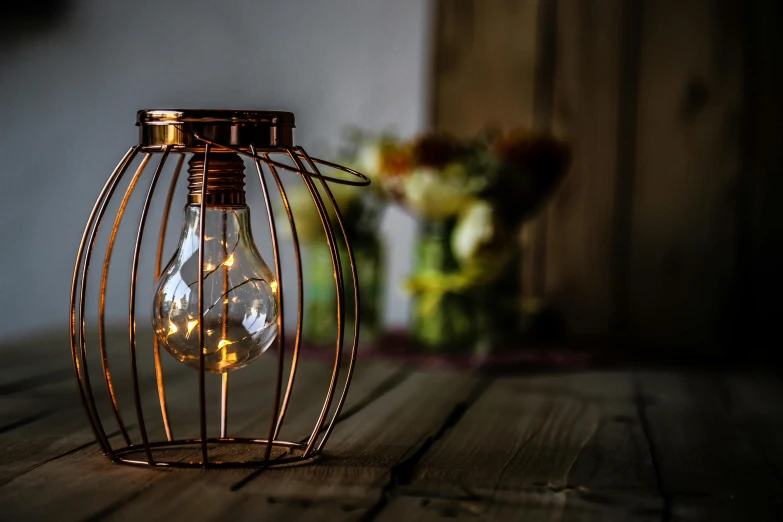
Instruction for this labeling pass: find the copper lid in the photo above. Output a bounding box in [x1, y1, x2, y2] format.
[137, 109, 295, 151]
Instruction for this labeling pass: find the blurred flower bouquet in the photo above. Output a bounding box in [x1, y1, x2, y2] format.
[355, 130, 570, 354]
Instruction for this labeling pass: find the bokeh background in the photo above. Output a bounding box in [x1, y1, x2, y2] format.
[1, 0, 781, 364]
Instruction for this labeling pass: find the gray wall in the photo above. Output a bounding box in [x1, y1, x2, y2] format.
[0, 0, 430, 342]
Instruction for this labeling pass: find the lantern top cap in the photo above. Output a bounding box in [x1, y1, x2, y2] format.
[136, 109, 296, 151]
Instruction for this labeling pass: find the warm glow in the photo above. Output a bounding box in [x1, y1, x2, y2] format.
[218, 338, 235, 349]
[224, 253, 234, 267]
[167, 321, 178, 335]
[204, 263, 214, 271]
[270, 280, 278, 293]
[187, 320, 198, 335]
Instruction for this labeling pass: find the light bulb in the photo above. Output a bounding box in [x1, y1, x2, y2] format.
[152, 153, 279, 373]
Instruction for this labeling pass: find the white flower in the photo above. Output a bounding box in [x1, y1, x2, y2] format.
[356, 142, 383, 182]
[451, 200, 496, 264]
[451, 200, 515, 275]
[403, 165, 482, 220]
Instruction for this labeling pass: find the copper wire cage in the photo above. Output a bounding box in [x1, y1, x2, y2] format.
[69, 109, 369, 468]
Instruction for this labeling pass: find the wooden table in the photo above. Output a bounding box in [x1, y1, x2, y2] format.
[1, 335, 782, 521]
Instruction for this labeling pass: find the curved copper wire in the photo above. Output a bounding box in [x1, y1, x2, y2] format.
[262, 153, 304, 441]
[197, 144, 210, 466]
[152, 152, 185, 441]
[193, 134, 370, 186]
[79, 152, 152, 459]
[294, 147, 361, 452]
[221, 373, 229, 439]
[250, 145, 286, 464]
[112, 438, 315, 469]
[98, 153, 151, 447]
[70, 146, 139, 456]
[128, 146, 172, 464]
[286, 149, 347, 456]
[76, 134, 366, 467]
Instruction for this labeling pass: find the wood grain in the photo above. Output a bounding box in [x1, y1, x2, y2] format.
[628, 0, 743, 354]
[543, 0, 627, 334]
[376, 494, 659, 522]
[89, 367, 471, 522]
[402, 372, 661, 520]
[432, 0, 539, 137]
[0, 358, 416, 521]
[430, 0, 781, 357]
[636, 372, 783, 520]
[4, 335, 783, 520]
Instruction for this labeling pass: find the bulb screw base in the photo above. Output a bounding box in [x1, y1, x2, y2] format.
[188, 152, 247, 206]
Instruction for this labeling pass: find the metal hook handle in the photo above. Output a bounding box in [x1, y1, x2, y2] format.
[191, 133, 371, 187]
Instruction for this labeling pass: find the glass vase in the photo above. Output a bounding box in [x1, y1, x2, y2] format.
[303, 233, 383, 348]
[410, 220, 521, 354]
[411, 220, 476, 353]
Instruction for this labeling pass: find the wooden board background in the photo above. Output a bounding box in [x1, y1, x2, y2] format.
[4, 333, 783, 520]
[430, 0, 783, 358]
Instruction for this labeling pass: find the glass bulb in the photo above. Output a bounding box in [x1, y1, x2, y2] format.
[152, 204, 278, 373]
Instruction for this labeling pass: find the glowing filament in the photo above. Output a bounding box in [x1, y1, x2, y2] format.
[186, 320, 198, 336]
[270, 280, 278, 293]
[224, 253, 234, 267]
[218, 338, 235, 350]
[167, 321, 178, 335]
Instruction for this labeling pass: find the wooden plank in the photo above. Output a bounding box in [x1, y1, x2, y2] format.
[665, 372, 783, 521]
[6, 364, 783, 520]
[0, 328, 210, 487]
[0, 360, 423, 521]
[726, 373, 783, 473]
[0, 330, 162, 483]
[0, 381, 95, 484]
[0, 329, 130, 386]
[0, 327, 280, 483]
[0, 332, 76, 392]
[637, 372, 783, 496]
[558, 374, 657, 494]
[91, 369, 475, 522]
[431, 0, 539, 137]
[628, 0, 744, 355]
[430, 0, 774, 355]
[521, 0, 559, 304]
[401, 372, 661, 520]
[376, 493, 657, 522]
[543, 0, 627, 334]
[637, 372, 783, 520]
